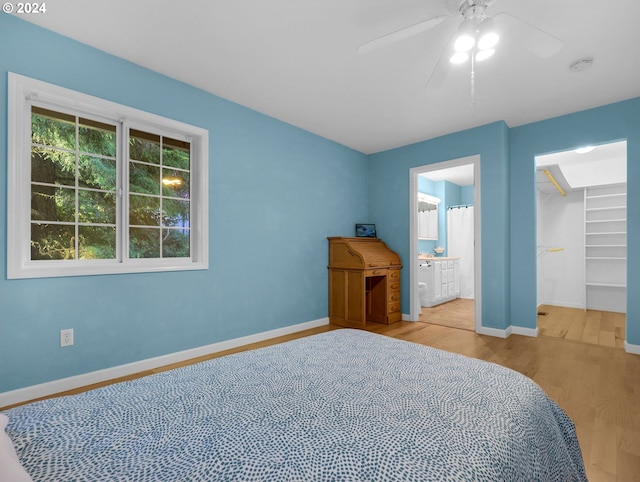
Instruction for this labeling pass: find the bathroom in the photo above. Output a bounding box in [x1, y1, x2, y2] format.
[416, 163, 476, 330]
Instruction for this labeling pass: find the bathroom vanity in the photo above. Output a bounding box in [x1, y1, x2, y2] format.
[418, 257, 460, 307]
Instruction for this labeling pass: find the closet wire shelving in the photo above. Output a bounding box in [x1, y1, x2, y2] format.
[584, 185, 627, 311]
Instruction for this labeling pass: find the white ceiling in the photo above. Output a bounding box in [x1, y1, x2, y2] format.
[13, 0, 640, 154]
[420, 164, 474, 186]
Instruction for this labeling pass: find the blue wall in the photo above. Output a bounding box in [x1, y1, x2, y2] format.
[509, 99, 640, 342]
[370, 122, 511, 330]
[0, 15, 368, 392]
[370, 101, 639, 343]
[461, 185, 474, 205]
[441, 181, 462, 257]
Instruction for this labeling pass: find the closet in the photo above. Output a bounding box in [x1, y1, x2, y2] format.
[584, 184, 627, 312]
[536, 140, 627, 314]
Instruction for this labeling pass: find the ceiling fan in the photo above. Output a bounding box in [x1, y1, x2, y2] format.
[358, 0, 564, 89]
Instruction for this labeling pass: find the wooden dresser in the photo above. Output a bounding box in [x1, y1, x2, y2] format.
[327, 237, 402, 328]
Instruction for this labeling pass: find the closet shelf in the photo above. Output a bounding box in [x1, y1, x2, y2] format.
[586, 256, 627, 261]
[586, 282, 626, 288]
[585, 244, 626, 248]
[585, 207, 626, 212]
[584, 184, 627, 312]
[585, 219, 626, 223]
[585, 193, 626, 199]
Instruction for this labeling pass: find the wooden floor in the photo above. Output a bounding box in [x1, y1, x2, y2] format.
[418, 297, 474, 331]
[5, 320, 639, 481]
[538, 304, 626, 349]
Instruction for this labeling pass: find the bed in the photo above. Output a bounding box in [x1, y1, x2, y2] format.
[1, 329, 587, 481]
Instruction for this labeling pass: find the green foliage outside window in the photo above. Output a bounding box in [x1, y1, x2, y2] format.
[30, 107, 190, 261]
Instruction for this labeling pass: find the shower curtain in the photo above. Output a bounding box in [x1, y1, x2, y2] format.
[447, 206, 474, 299]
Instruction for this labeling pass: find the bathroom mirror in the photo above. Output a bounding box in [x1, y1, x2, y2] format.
[418, 194, 439, 240]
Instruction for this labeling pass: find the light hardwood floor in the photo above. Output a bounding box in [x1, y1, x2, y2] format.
[538, 304, 626, 349]
[418, 297, 475, 331]
[4, 321, 639, 481]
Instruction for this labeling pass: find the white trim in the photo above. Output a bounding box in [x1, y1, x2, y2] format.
[476, 325, 511, 338]
[624, 341, 640, 355]
[0, 318, 330, 409]
[417, 193, 441, 204]
[537, 300, 585, 310]
[409, 155, 482, 333]
[476, 324, 538, 338]
[7, 72, 209, 279]
[511, 325, 539, 337]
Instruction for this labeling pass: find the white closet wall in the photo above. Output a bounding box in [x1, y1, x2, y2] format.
[537, 190, 585, 308]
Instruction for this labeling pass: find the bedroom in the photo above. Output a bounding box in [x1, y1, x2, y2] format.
[0, 1, 639, 480]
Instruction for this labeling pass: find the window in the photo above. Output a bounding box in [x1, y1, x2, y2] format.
[8, 73, 209, 278]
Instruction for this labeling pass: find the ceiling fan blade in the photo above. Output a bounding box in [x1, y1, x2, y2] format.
[443, 0, 465, 15]
[494, 12, 564, 59]
[424, 26, 459, 90]
[426, 52, 451, 91]
[358, 15, 449, 54]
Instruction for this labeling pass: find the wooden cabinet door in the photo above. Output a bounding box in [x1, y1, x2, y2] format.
[329, 269, 366, 328]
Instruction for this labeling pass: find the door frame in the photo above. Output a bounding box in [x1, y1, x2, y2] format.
[408, 155, 482, 331]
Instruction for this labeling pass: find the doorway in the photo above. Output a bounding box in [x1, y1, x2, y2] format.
[409, 155, 481, 331]
[535, 141, 627, 347]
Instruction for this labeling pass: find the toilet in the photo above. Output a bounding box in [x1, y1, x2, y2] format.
[418, 261, 431, 307]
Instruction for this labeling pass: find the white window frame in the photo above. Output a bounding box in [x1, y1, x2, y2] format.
[7, 73, 209, 279]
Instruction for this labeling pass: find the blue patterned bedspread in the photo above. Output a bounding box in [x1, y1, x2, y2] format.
[4, 329, 586, 481]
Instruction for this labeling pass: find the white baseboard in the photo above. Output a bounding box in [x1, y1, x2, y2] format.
[511, 326, 539, 337]
[624, 341, 640, 355]
[476, 324, 538, 338]
[538, 301, 585, 310]
[0, 317, 329, 409]
[476, 325, 510, 338]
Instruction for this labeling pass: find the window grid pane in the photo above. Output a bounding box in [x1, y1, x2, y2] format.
[31, 223, 76, 260]
[129, 132, 191, 259]
[30, 106, 117, 261]
[129, 227, 161, 259]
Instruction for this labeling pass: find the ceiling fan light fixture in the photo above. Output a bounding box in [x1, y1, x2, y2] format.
[475, 48, 495, 61]
[477, 17, 499, 50]
[450, 51, 470, 64]
[454, 34, 475, 52]
[477, 31, 499, 50]
[454, 19, 476, 52]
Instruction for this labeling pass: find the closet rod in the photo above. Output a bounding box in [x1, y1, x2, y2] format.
[543, 169, 566, 197]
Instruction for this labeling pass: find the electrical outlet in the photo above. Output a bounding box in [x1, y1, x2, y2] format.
[60, 328, 74, 347]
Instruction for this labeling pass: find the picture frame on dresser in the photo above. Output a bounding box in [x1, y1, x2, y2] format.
[355, 223, 376, 238]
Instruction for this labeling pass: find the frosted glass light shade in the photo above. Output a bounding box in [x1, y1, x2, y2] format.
[450, 52, 469, 64]
[475, 49, 495, 61]
[478, 32, 499, 50]
[477, 17, 499, 50]
[454, 19, 476, 52]
[454, 34, 475, 52]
